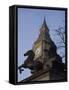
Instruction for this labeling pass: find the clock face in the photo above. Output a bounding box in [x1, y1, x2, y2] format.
[33, 42, 42, 60]
[34, 46, 41, 59]
[35, 47, 41, 55]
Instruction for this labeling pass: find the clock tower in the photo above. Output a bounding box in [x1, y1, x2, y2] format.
[32, 18, 57, 69]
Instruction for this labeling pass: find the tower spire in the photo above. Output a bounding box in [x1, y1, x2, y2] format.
[40, 17, 49, 32]
[42, 17, 48, 29]
[43, 17, 46, 26]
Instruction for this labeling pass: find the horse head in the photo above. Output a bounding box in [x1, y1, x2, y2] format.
[23, 50, 35, 69]
[24, 50, 34, 57]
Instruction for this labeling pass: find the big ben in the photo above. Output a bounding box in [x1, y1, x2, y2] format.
[32, 18, 57, 69]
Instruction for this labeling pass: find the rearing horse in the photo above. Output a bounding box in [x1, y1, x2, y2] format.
[18, 50, 43, 74]
[18, 50, 35, 74]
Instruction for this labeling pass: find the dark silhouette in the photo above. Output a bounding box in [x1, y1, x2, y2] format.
[18, 50, 43, 74]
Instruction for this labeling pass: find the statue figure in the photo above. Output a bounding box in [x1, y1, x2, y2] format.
[18, 50, 43, 74]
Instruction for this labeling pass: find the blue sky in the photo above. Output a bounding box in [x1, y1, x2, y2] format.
[18, 8, 65, 82]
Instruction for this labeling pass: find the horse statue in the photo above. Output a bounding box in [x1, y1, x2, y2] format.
[18, 50, 43, 74]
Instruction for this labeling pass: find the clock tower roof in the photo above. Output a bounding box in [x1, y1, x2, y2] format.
[40, 17, 49, 33]
[33, 18, 51, 45]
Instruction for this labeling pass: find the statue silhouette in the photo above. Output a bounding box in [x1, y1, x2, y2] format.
[18, 50, 43, 74]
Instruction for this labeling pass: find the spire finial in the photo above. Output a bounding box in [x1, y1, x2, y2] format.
[43, 16, 46, 24]
[41, 17, 48, 29]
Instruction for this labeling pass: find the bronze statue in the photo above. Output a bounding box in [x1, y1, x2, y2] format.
[18, 50, 43, 74]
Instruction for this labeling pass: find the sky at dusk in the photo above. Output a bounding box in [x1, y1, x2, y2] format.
[17, 8, 65, 82]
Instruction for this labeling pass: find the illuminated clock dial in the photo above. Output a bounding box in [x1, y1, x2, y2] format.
[35, 46, 41, 59]
[35, 48, 41, 55]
